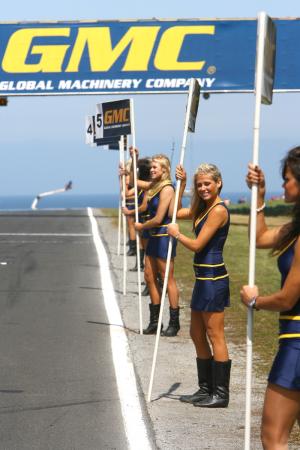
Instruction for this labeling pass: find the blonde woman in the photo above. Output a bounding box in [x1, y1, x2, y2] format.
[168, 163, 231, 408]
[123, 159, 137, 256]
[134, 153, 180, 336]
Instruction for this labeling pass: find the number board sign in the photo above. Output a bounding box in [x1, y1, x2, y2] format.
[95, 99, 131, 139]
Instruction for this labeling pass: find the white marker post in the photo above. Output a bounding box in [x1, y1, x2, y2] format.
[31, 181, 72, 210]
[244, 12, 276, 450]
[119, 136, 127, 295]
[130, 99, 143, 335]
[117, 137, 127, 257]
[147, 79, 200, 402]
[117, 138, 123, 257]
[117, 198, 122, 256]
[93, 99, 132, 294]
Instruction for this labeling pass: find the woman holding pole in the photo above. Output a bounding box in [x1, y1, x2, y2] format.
[167, 163, 231, 408]
[133, 152, 180, 337]
[241, 146, 300, 449]
[123, 160, 137, 257]
[122, 157, 152, 274]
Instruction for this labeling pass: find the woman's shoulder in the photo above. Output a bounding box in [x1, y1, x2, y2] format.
[161, 183, 174, 192]
[210, 202, 228, 217]
[206, 202, 229, 226]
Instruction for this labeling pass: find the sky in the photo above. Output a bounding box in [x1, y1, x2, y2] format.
[1, 0, 300, 197]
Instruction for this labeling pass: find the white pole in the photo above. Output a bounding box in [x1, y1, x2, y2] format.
[117, 148, 122, 256]
[147, 80, 196, 402]
[130, 99, 143, 335]
[120, 136, 127, 295]
[244, 12, 266, 450]
[117, 199, 122, 256]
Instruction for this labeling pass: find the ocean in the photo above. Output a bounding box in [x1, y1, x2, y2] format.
[0, 192, 282, 211]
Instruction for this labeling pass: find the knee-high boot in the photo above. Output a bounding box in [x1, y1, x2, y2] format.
[143, 304, 163, 335]
[180, 358, 212, 403]
[193, 359, 231, 408]
[130, 249, 145, 271]
[161, 307, 180, 337]
[127, 239, 136, 256]
[141, 283, 150, 296]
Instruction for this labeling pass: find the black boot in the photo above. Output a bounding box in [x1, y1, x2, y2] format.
[130, 249, 145, 271]
[141, 283, 150, 296]
[143, 303, 162, 335]
[180, 358, 212, 403]
[193, 360, 231, 408]
[140, 249, 145, 270]
[161, 307, 180, 337]
[127, 239, 136, 256]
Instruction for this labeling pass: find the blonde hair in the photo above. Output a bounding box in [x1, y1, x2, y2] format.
[151, 154, 171, 182]
[125, 159, 132, 174]
[147, 154, 172, 197]
[190, 163, 223, 228]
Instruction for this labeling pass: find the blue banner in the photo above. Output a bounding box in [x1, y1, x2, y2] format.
[0, 18, 299, 95]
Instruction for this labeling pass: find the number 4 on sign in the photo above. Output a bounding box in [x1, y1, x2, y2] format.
[85, 115, 96, 146]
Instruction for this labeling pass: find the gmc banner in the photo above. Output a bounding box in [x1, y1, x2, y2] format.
[0, 18, 299, 95]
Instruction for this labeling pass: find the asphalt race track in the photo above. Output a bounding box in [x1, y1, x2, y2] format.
[0, 210, 151, 450]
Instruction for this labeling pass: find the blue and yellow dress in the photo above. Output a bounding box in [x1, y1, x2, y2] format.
[126, 189, 144, 214]
[125, 185, 135, 211]
[268, 236, 300, 390]
[138, 190, 150, 240]
[145, 181, 176, 259]
[191, 202, 230, 312]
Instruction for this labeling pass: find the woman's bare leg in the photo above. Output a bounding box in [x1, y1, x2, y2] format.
[144, 256, 161, 304]
[156, 258, 179, 309]
[261, 383, 300, 450]
[190, 311, 212, 359]
[127, 216, 136, 240]
[202, 311, 229, 361]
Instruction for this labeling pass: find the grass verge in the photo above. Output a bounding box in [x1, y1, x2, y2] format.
[102, 207, 300, 443]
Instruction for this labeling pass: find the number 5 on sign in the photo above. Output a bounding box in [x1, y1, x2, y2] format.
[95, 104, 104, 139]
[95, 112, 103, 136]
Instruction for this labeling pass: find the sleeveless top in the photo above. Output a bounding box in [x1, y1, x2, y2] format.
[147, 180, 173, 238]
[277, 237, 300, 342]
[138, 190, 150, 223]
[126, 189, 143, 210]
[193, 202, 230, 281]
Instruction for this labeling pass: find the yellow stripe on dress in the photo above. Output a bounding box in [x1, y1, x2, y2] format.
[194, 201, 223, 228]
[195, 273, 229, 281]
[279, 333, 300, 339]
[193, 262, 225, 268]
[147, 180, 173, 200]
[279, 315, 300, 320]
[274, 237, 298, 258]
[152, 224, 168, 228]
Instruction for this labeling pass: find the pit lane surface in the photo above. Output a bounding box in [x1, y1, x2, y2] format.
[0, 210, 152, 450]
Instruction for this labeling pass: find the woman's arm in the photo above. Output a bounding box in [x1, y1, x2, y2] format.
[128, 147, 153, 191]
[169, 165, 192, 220]
[122, 192, 148, 216]
[136, 179, 152, 190]
[126, 186, 135, 197]
[168, 205, 228, 253]
[246, 163, 283, 248]
[241, 238, 300, 312]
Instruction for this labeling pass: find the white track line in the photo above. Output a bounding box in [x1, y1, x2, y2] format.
[0, 233, 91, 236]
[88, 208, 152, 450]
